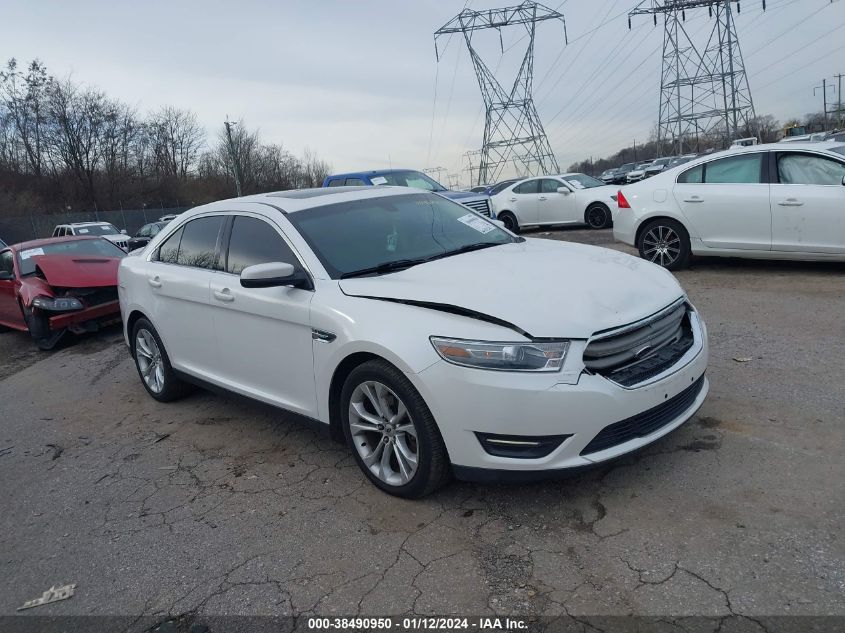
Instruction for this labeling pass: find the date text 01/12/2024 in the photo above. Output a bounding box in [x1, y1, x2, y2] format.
[307, 617, 529, 630]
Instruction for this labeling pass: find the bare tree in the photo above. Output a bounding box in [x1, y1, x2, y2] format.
[0, 58, 50, 176]
[148, 106, 204, 180]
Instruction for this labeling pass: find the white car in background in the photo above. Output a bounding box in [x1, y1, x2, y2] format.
[51, 222, 130, 250]
[119, 186, 708, 498]
[491, 173, 618, 232]
[626, 161, 654, 183]
[614, 141, 845, 269]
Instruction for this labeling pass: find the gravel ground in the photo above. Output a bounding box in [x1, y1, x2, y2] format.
[0, 228, 843, 631]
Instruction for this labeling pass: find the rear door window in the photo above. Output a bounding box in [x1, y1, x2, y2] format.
[224, 216, 299, 275]
[176, 216, 225, 269]
[327, 179, 346, 187]
[777, 153, 845, 185]
[344, 178, 365, 186]
[704, 153, 763, 183]
[513, 180, 540, 194]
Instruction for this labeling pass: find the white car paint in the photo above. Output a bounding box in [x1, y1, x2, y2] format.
[52, 222, 130, 251]
[490, 173, 617, 230]
[614, 141, 845, 265]
[119, 187, 708, 489]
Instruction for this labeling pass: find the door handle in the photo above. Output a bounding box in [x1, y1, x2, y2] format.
[538, 196, 548, 201]
[213, 288, 235, 302]
[508, 197, 517, 202]
[777, 199, 804, 207]
[683, 197, 704, 203]
[147, 276, 162, 288]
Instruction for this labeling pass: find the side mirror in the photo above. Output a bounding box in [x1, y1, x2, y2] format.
[556, 187, 571, 195]
[0, 270, 13, 281]
[842, 175, 845, 186]
[240, 262, 313, 290]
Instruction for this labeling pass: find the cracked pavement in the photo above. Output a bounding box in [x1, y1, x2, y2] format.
[0, 229, 843, 629]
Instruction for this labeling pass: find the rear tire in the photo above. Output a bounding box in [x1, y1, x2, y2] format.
[637, 218, 691, 270]
[341, 359, 451, 498]
[130, 318, 192, 402]
[585, 204, 611, 230]
[498, 211, 520, 234]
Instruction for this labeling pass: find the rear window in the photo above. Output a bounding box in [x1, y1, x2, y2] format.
[17, 239, 125, 276]
[830, 145, 845, 157]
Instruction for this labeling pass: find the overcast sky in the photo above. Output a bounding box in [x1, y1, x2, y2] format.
[2, 0, 844, 184]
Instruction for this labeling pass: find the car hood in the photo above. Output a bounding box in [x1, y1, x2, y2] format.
[339, 239, 683, 338]
[31, 255, 120, 288]
[439, 190, 489, 202]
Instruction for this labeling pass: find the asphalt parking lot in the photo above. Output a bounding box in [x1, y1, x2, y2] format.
[1, 228, 843, 629]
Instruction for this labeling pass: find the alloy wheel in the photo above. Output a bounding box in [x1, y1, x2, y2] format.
[642, 225, 681, 267]
[587, 206, 607, 229]
[348, 380, 419, 486]
[135, 328, 165, 393]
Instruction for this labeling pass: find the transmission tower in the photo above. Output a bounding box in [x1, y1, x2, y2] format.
[435, 2, 567, 185]
[630, 0, 761, 155]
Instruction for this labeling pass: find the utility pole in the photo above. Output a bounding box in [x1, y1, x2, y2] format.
[836, 74, 844, 129]
[224, 118, 243, 197]
[435, 3, 567, 184]
[630, 0, 761, 152]
[814, 80, 834, 131]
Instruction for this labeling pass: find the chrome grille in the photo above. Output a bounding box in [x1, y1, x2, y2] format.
[462, 198, 492, 217]
[584, 301, 694, 387]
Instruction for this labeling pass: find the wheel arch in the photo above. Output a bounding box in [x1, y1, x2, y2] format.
[327, 351, 384, 444]
[635, 214, 691, 247]
[583, 201, 611, 224]
[126, 309, 150, 347]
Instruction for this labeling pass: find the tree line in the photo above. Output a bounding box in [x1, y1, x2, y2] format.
[566, 112, 832, 176]
[0, 58, 331, 217]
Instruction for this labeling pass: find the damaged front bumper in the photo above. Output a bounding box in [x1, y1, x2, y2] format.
[47, 300, 122, 333]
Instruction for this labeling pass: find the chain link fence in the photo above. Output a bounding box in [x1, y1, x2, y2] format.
[0, 207, 190, 245]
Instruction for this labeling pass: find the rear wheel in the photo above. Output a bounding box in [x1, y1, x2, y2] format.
[585, 204, 611, 229]
[341, 359, 450, 498]
[498, 211, 520, 234]
[637, 218, 691, 270]
[131, 318, 192, 402]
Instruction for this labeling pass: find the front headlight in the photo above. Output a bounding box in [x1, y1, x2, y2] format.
[31, 296, 84, 311]
[430, 337, 569, 372]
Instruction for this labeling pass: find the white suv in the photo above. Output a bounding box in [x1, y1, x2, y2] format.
[119, 187, 708, 497]
[614, 141, 845, 269]
[52, 222, 129, 251]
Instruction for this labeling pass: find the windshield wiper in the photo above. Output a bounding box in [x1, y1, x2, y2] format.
[424, 242, 500, 263]
[340, 258, 428, 279]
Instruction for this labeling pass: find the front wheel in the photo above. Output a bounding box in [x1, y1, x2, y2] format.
[637, 218, 691, 270]
[24, 308, 64, 351]
[585, 204, 611, 229]
[341, 360, 451, 498]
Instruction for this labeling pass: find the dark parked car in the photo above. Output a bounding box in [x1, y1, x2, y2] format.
[127, 221, 169, 251]
[0, 236, 125, 349]
[612, 163, 637, 184]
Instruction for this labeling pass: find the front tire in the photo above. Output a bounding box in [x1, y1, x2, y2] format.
[585, 204, 611, 229]
[498, 211, 520, 234]
[24, 308, 64, 351]
[131, 318, 192, 402]
[341, 359, 451, 498]
[637, 218, 691, 270]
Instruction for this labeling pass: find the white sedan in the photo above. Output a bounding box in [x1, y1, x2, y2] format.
[119, 186, 708, 498]
[614, 141, 845, 269]
[490, 173, 618, 232]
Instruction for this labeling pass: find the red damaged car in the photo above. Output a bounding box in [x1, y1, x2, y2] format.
[0, 236, 125, 350]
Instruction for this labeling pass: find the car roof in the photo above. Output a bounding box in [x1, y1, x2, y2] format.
[190, 185, 427, 215]
[58, 221, 113, 227]
[326, 169, 423, 179]
[7, 236, 103, 251]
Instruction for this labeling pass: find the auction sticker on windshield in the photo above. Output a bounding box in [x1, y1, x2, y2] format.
[20, 248, 45, 259]
[371, 176, 388, 185]
[457, 213, 495, 234]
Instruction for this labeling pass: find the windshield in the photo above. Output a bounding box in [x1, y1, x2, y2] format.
[287, 193, 517, 279]
[17, 238, 125, 276]
[561, 174, 604, 189]
[830, 145, 845, 157]
[74, 224, 118, 236]
[619, 163, 635, 171]
[374, 171, 446, 192]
